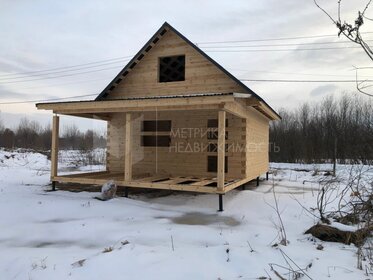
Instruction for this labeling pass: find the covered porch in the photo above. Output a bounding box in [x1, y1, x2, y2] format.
[37, 93, 276, 199]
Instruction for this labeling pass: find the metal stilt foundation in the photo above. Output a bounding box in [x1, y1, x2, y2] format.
[124, 187, 129, 198]
[218, 194, 224, 212]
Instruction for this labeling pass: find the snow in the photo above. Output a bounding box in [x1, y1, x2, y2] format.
[0, 149, 370, 280]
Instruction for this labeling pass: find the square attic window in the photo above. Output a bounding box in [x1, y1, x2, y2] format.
[159, 55, 185, 82]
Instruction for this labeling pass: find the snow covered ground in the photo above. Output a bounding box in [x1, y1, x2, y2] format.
[0, 149, 371, 280]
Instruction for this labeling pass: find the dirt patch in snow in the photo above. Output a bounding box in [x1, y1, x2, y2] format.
[38, 218, 82, 223]
[160, 212, 240, 226]
[24, 240, 99, 249]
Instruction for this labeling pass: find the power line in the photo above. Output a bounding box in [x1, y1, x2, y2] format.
[0, 59, 129, 81]
[12, 76, 113, 91]
[0, 55, 133, 78]
[196, 31, 373, 44]
[229, 69, 373, 79]
[200, 39, 373, 48]
[205, 46, 363, 52]
[0, 65, 123, 85]
[240, 79, 373, 83]
[0, 94, 98, 105]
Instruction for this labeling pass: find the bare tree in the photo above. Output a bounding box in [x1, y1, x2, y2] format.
[314, 0, 373, 96]
[270, 93, 373, 164]
[15, 118, 42, 149]
[62, 124, 81, 150]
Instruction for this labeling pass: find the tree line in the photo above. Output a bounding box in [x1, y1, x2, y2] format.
[270, 93, 373, 164]
[0, 117, 106, 151]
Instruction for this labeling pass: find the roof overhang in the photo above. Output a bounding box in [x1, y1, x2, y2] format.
[36, 93, 280, 121]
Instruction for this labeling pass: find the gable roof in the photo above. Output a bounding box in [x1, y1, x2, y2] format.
[95, 22, 280, 119]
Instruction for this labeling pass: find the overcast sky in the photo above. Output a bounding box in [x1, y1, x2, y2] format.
[1, 0, 373, 130]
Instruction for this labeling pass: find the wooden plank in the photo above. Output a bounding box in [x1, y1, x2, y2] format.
[133, 175, 167, 182]
[258, 101, 280, 120]
[124, 113, 132, 181]
[37, 95, 234, 111]
[51, 115, 59, 179]
[224, 177, 253, 192]
[62, 113, 112, 121]
[161, 177, 197, 184]
[54, 104, 221, 114]
[89, 172, 122, 179]
[59, 171, 109, 178]
[54, 176, 114, 185]
[217, 110, 226, 191]
[122, 180, 224, 194]
[191, 179, 215, 186]
[224, 101, 249, 119]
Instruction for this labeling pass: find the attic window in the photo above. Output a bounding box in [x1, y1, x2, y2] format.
[159, 55, 185, 83]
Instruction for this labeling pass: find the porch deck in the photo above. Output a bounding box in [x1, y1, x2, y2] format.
[53, 171, 251, 194]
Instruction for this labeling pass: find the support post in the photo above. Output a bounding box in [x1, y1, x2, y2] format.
[266, 172, 269, 181]
[218, 194, 224, 212]
[51, 115, 59, 190]
[124, 113, 132, 182]
[256, 176, 260, 186]
[52, 181, 56, 191]
[217, 110, 226, 191]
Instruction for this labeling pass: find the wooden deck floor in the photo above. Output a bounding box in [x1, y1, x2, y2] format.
[53, 171, 251, 194]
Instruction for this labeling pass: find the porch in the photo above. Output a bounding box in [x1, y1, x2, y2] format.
[37, 93, 275, 197]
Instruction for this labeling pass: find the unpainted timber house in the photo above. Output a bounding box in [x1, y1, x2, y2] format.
[36, 22, 280, 210]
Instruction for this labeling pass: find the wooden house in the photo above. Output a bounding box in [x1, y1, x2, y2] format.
[36, 22, 280, 210]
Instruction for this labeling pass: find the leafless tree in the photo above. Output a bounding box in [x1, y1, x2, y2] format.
[62, 124, 81, 150]
[270, 93, 373, 164]
[314, 0, 373, 97]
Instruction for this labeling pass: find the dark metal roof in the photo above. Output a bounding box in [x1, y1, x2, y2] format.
[95, 22, 280, 119]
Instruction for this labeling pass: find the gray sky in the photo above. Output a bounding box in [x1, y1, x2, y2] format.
[1, 0, 373, 130]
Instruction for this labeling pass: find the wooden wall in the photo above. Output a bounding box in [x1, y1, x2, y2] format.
[106, 30, 246, 99]
[106, 110, 246, 180]
[245, 107, 270, 180]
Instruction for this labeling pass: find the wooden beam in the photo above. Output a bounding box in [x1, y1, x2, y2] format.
[53, 175, 118, 185]
[54, 104, 221, 115]
[217, 110, 226, 191]
[224, 101, 249, 119]
[51, 115, 59, 179]
[60, 170, 109, 178]
[246, 98, 261, 106]
[36, 95, 234, 111]
[62, 113, 112, 121]
[133, 175, 168, 182]
[122, 180, 224, 194]
[124, 113, 132, 181]
[258, 101, 281, 120]
[191, 179, 215, 186]
[224, 177, 252, 192]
